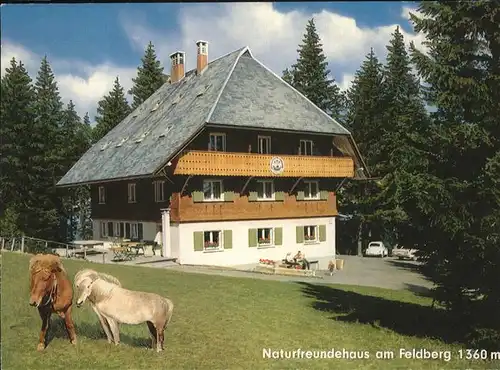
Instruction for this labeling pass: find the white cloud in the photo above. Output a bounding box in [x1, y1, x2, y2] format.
[400, 5, 425, 21]
[1, 40, 136, 121]
[122, 3, 427, 85]
[2, 3, 429, 121]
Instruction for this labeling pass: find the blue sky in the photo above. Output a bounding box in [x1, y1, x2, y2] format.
[1, 2, 424, 120]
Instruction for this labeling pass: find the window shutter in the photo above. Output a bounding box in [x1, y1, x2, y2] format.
[320, 190, 329, 200]
[125, 223, 131, 238]
[120, 223, 124, 237]
[108, 222, 114, 237]
[296, 226, 304, 243]
[138, 223, 144, 240]
[274, 227, 283, 246]
[192, 191, 204, 202]
[274, 191, 285, 201]
[193, 231, 204, 251]
[223, 230, 233, 249]
[248, 228, 257, 247]
[248, 191, 258, 202]
[224, 191, 235, 202]
[296, 191, 305, 201]
[319, 224, 327, 242]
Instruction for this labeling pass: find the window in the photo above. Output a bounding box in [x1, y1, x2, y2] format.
[299, 139, 314, 156]
[204, 231, 222, 250]
[100, 222, 107, 238]
[128, 183, 136, 203]
[257, 180, 274, 200]
[107, 221, 114, 237]
[257, 228, 272, 246]
[304, 181, 320, 200]
[203, 180, 223, 201]
[208, 133, 226, 151]
[130, 223, 144, 240]
[257, 136, 271, 154]
[98, 186, 106, 204]
[114, 222, 121, 238]
[304, 225, 318, 242]
[154, 180, 165, 202]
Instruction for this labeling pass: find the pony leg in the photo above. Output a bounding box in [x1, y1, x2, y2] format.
[37, 307, 51, 351]
[156, 326, 164, 352]
[146, 321, 157, 350]
[92, 306, 113, 343]
[63, 306, 77, 344]
[106, 317, 121, 345]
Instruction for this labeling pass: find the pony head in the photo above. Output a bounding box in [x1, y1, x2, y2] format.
[29, 254, 63, 307]
[75, 276, 94, 307]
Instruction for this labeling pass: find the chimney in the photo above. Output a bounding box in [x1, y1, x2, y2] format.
[169, 51, 185, 83]
[196, 40, 208, 75]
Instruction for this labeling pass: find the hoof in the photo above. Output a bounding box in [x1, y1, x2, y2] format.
[37, 343, 45, 351]
[70, 339, 77, 345]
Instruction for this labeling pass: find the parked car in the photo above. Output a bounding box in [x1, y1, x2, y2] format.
[392, 244, 419, 261]
[364, 241, 389, 257]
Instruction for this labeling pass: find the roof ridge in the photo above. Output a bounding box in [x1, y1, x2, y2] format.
[205, 46, 250, 123]
[244, 49, 351, 136]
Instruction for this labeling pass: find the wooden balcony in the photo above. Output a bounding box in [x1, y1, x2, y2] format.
[172, 150, 354, 178]
[169, 192, 338, 222]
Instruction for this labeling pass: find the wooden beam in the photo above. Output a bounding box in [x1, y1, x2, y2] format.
[240, 176, 253, 194]
[335, 177, 348, 193]
[290, 177, 303, 193]
[159, 169, 175, 184]
[180, 175, 193, 195]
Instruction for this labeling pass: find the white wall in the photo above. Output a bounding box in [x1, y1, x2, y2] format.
[170, 224, 180, 259]
[176, 217, 335, 267]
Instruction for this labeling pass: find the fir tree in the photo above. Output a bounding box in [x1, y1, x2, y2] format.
[284, 18, 345, 120]
[0, 58, 36, 235]
[31, 56, 65, 241]
[93, 76, 131, 143]
[407, 1, 500, 348]
[128, 41, 165, 110]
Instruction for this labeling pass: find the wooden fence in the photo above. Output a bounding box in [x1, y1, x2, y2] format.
[0, 235, 74, 256]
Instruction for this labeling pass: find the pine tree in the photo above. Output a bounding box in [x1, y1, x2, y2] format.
[283, 18, 345, 120]
[93, 77, 131, 143]
[339, 48, 386, 255]
[128, 41, 165, 110]
[31, 56, 66, 241]
[408, 1, 500, 348]
[0, 58, 36, 235]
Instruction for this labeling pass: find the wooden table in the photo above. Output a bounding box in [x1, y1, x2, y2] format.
[71, 247, 107, 263]
[110, 246, 134, 261]
[120, 241, 145, 256]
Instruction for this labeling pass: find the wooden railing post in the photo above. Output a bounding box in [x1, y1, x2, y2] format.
[21, 236, 25, 253]
[10, 238, 16, 251]
[1, 237, 4, 250]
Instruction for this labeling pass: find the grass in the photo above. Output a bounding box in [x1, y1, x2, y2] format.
[1, 251, 495, 369]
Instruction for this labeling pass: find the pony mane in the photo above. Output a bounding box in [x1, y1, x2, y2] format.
[29, 254, 65, 275]
[74, 269, 121, 287]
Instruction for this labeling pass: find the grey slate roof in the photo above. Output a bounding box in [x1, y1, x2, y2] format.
[57, 46, 359, 186]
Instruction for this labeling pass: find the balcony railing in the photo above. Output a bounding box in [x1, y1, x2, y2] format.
[169, 192, 338, 222]
[173, 150, 354, 178]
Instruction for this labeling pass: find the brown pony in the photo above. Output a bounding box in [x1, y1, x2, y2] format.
[29, 253, 77, 351]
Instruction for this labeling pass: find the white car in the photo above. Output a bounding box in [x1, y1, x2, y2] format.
[392, 245, 419, 261]
[365, 241, 388, 257]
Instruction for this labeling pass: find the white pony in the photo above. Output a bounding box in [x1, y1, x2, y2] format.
[74, 269, 122, 344]
[74, 269, 174, 352]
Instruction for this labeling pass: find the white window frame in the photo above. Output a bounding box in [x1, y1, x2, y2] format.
[100, 221, 107, 238]
[208, 132, 226, 152]
[304, 225, 318, 243]
[114, 222, 121, 238]
[128, 183, 136, 203]
[203, 179, 224, 201]
[257, 228, 273, 247]
[257, 135, 271, 154]
[131, 223, 138, 239]
[299, 139, 314, 156]
[154, 180, 165, 202]
[203, 230, 223, 251]
[304, 180, 320, 200]
[98, 186, 106, 204]
[256, 180, 274, 201]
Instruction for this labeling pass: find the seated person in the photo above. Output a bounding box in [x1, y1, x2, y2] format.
[283, 252, 294, 264]
[294, 250, 310, 270]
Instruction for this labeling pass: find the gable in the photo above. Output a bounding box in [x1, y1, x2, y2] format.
[209, 53, 350, 135]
